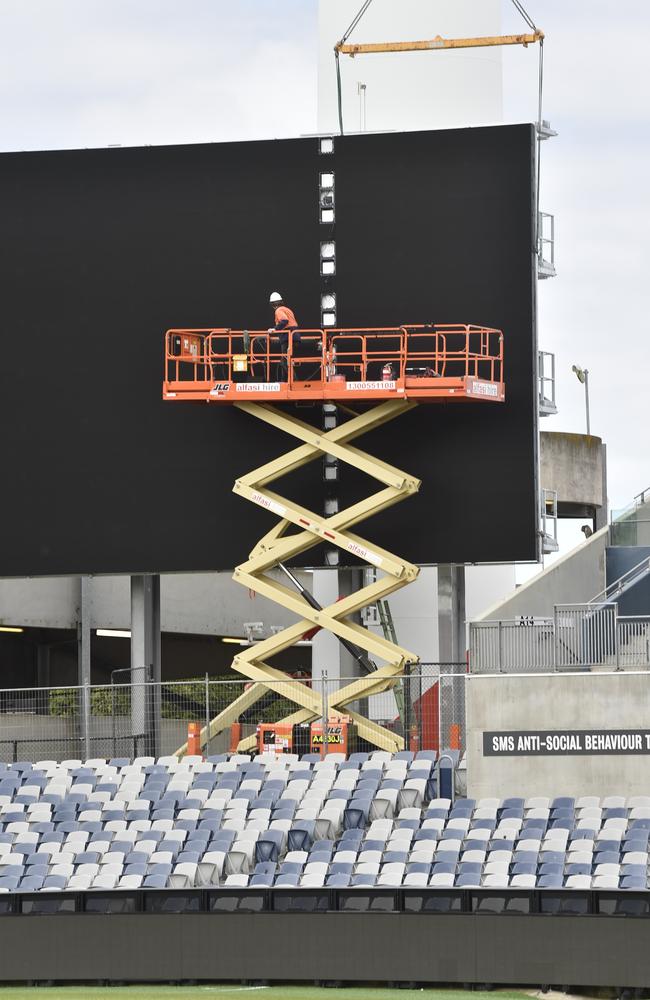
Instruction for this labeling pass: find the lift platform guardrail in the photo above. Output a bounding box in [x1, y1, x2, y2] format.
[163, 324, 504, 405]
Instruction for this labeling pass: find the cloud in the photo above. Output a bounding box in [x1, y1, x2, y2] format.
[0, 1, 317, 149]
[499, 0, 650, 509]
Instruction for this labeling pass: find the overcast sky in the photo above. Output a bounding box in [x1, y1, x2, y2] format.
[1, 0, 648, 521]
[502, 1, 650, 519]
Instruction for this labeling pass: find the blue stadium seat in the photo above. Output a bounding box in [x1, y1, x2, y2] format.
[537, 874, 563, 888]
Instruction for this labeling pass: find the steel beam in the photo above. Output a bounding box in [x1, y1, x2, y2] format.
[131, 575, 161, 757]
[77, 576, 92, 760]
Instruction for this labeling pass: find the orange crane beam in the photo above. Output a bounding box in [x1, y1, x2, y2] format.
[336, 31, 544, 57]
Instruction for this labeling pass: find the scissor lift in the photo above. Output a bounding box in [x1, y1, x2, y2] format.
[165, 324, 505, 754]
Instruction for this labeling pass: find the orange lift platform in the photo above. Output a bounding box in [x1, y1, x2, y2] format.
[163, 324, 505, 405]
[166, 322, 505, 757]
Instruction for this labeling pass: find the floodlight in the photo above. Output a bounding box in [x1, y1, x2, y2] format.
[572, 365, 591, 434]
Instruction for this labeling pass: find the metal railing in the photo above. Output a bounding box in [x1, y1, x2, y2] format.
[537, 349, 557, 416]
[591, 555, 650, 605]
[540, 487, 559, 554]
[610, 485, 650, 531]
[618, 617, 650, 669]
[0, 666, 466, 764]
[470, 604, 650, 673]
[163, 325, 504, 393]
[537, 211, 556, 278]
[470, 618, 555, 673]
[554, 603, 617, 670]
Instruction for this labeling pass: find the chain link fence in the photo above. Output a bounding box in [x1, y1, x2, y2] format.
[0, 666, 466, 764]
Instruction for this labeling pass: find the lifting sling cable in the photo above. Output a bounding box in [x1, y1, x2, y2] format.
[509, 0, 545, 251]
[335, 0, 545, 164]
[335, 0, 376, 134]
[535, 36, 544, 252]
[510, 0, 537, 32]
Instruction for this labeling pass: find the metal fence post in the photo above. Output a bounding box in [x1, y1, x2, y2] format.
[81, 682, 91, 761]
[437, 671, 443, 752]
[322, 671, 328, 760]
[497, 621, 504, 673]
[111, 683, 116, 758]
[77, 576, 92, 761]
[204, 673, 211, 755]
[403, 661, 412, 749]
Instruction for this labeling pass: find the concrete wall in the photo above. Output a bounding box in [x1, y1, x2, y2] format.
[477, 525, 608, 621]
[540, 431, 603, 515]
[0, 577, 79, 630]
[467, 672, 650, 798]
[0, 570, 309, 638]
[465, 563, 517, 628]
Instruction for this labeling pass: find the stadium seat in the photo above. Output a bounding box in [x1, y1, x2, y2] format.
[429, 872, 455, 887]
[3, 752, 646, 901]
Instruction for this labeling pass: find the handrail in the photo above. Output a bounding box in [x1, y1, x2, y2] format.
[610, 485, 650, 525]
[590, 556, 650, 605]
[163, 324, 504, 390]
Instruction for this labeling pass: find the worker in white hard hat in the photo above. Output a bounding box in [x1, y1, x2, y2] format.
[268, 292, 299, 379]
[269, 292, 298, 344]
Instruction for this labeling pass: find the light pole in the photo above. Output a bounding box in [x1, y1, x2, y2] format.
[357, 82, 367, 131]
[572, 365, 590, 436]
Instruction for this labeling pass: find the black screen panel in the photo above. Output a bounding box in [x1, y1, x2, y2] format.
[0, 125, 537, 575]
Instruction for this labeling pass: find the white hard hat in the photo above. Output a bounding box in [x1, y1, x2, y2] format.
[269, 291, 283, 303]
